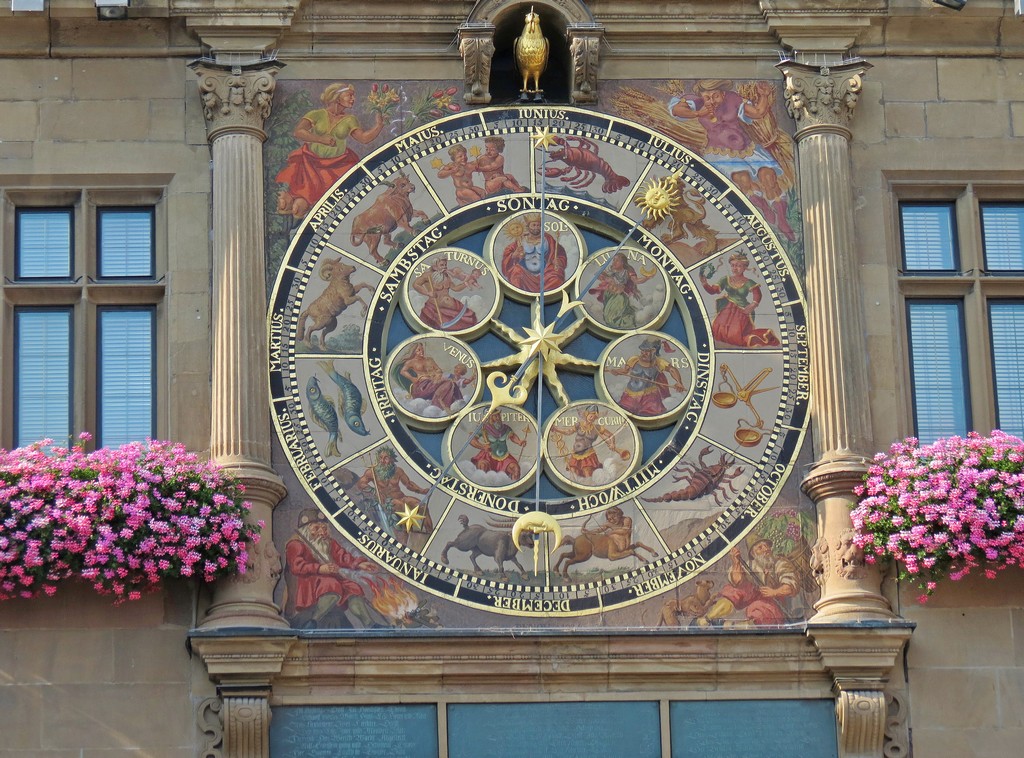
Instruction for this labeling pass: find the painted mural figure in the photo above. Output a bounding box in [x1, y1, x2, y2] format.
[730, 169, 775, 223]
[473, 136, 527, 195]
[698, 539, 799, 626]
[500, 213, 568, 293]
[668, 79, 774, 160]
[757, 165, 796, 241]
[396, 343, 467, 412]
[355, 447, 431, 534]
[699, 252, 780, 348]
[550, 405, 627, 481]
[411, 256, 482, 331]
[276, 83, 386, 219]
[469, 409, 527, 481]
[606, 337, 687, 416]
[588, 252, 655, 329]
[283, 509, 381, 629]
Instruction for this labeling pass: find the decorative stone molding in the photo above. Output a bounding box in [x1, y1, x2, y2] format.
[808, 623, 913, 758]
[198, 696, 224, 758]
[836, 689, 887, 758]
[223, 692, 271, 758]
[883, 690, 910, 758]
[191, 634, 298, 758]
[778, 59, 872, 138]
[192, 60, 281, 142]
[469, 0, 595, 25]
[568, 25, 603, 104]
[458, 24, 495, 104]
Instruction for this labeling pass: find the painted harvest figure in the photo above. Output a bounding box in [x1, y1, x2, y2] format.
[700, 252, 780, 348]
[697, 539, 800, 626]
[276, 83, 385, 218]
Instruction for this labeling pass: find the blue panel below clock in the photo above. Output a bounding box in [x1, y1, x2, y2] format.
[670, 700, 838, 758]
[269, 705, 438, 758]
[448, 701, 661, 758]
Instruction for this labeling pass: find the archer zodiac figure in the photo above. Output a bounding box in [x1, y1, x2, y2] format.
[515, 7, 549, 101]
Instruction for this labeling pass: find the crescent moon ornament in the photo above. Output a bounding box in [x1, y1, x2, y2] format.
[512, 510, 563, 576]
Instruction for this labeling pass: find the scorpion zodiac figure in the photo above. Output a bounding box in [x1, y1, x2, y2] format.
[642, 446, 744, 505]
[541, 136, 631, 195]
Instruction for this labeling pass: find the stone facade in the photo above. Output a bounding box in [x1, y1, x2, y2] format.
[1, 1, 1022, 757]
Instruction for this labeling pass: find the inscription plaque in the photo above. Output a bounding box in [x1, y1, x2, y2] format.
[269, 705, 438, 758]
[670, 700, 838, 758]
[448, 701, 661, 758]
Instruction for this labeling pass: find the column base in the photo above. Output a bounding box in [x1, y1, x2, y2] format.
[199, 468, 289, 630]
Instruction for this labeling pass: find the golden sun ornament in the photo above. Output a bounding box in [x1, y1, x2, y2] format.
[532, 127, 559, 151]
[396, 503, 425, 534]
[634, 173, 682, 223]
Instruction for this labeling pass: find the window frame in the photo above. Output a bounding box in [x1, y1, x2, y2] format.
[96, 205, 156, 281]
[14, 206, 75, 281]
[12, 306, 74, 448]
[893, 181, 1024, 441]
[1, 185, 166, 450]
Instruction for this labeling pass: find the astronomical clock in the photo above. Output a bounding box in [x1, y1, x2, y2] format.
[268, 103, 810, 626]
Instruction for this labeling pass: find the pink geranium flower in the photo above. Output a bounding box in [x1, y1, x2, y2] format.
[852, 431, 1024, 602]
[0, 437, 261, 603]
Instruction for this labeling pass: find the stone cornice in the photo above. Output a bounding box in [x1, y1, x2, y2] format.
[271, 631, 830, 696]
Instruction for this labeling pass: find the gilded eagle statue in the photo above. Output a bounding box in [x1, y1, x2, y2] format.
[514, 7, 549, 101]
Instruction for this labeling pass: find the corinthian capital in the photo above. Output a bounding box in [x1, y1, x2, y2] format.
[776, 59, 871, 137]
[190, 59, 283, 141]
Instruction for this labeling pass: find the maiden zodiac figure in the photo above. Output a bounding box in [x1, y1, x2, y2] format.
[700, 252, 780, 348]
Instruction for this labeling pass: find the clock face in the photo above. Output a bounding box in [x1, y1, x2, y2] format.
[269, 106, 808, 618]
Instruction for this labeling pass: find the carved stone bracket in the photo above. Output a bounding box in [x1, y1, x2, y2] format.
[198, 696, 224, 758]
[808, 624, 914, 758]
[459, 24, 496, 105]
[568, 25, 603, 104]
[777, 59, 872, 139]
[191, 635, 298, 758]
[837, 689, 887, 758]
[191, 60, 283, 142]
[884, 689, 910, 758]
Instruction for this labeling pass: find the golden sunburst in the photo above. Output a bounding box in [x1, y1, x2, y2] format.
[396, 503, 425, 534]
[634, 173, 682, 223]
[532, 127, 560, 151]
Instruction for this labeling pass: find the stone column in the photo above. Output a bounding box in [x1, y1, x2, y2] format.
[776, 59, 893, 622]
[190, 60, 289, 630]
[567, 24, 603, 104]
[459, 23, 496, 104]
